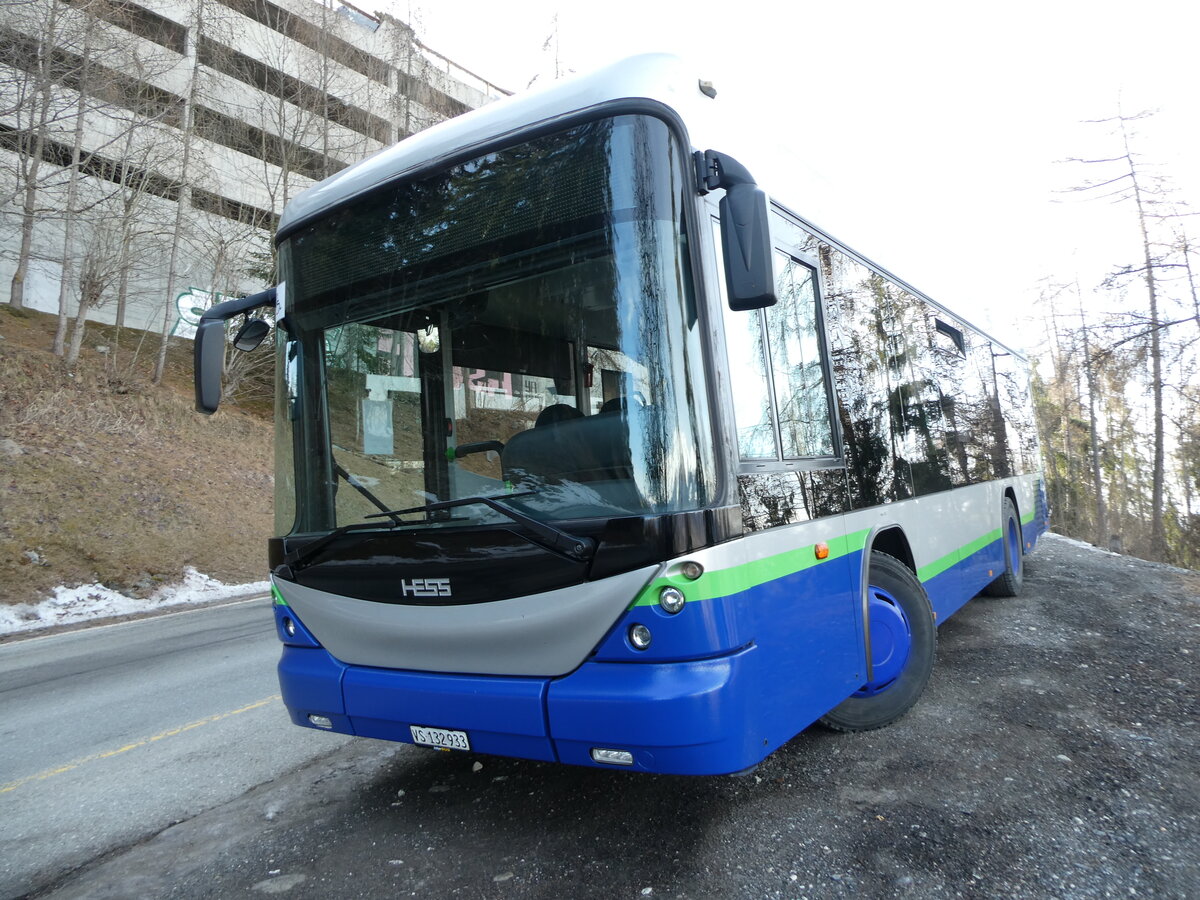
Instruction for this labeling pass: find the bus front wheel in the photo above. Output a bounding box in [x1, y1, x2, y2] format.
[820, 551, 936, 733]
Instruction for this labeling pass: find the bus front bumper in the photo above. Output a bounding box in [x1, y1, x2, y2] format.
[278, 643, 763, 776]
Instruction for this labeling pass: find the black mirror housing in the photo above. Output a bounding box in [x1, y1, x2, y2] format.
[194, 319, 228, 414]
[719, 185, 775, 310]
[701, 149, 777, 311]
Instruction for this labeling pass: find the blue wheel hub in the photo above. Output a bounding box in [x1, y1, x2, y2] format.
[854, 586, 913, 697]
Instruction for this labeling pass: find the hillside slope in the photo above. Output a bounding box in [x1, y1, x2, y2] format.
[0, 307, 274, 605]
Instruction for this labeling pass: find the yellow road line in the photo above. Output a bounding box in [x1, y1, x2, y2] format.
[0, 694, 282, 795]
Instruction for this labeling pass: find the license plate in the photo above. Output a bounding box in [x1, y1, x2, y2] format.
[410, 725, 470, 751]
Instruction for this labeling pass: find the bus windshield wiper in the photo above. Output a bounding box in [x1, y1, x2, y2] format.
[274, 515, 423, 579]
[365, 494, 595, 562]
[334, 460, 403, 524]
[274, 493, 595, 581]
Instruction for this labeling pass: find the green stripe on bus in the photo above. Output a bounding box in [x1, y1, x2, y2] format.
[630, 528, 872, 608]
[272, 584, 289, 606]
[1021, 508, 1036, 525]
[916, 528, 1002, 583]
[636, 516, 1022, 608]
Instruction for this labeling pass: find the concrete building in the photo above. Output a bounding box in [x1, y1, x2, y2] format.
[0, 0, 504, 337]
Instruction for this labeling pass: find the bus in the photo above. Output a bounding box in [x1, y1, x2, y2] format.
[195, 54, 1048, 776]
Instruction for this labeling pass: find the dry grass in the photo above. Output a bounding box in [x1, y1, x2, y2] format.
[0, 306, 274, 603]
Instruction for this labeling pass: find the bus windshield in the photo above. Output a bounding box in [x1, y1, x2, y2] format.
[276, 115, 714, 535]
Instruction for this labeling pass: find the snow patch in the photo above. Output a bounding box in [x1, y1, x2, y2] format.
[1043, 532, 1121, 557]
[0, 568, 270, 635]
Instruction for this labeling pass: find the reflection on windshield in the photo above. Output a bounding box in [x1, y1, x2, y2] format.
[279, 116, 714, 533]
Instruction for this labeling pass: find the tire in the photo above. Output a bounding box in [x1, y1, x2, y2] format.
[820, 551, 936, 733]
[983, 498, 1024, 597]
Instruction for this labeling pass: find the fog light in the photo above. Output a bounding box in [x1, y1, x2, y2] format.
[307, 714, 333, 729]
[628, 623, 652, 650]
[283, 617, 297, 637]
[658, 586, 685, 614]
[681, 561, 704, 580]
[591, 748, 634, 766]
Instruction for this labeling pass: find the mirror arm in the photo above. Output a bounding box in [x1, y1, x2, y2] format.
[194, 286, 277, 415]
[199, 286, 278, 325]
[697, 149, 756, 193]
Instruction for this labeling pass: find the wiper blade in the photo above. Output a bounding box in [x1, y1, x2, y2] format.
[334, 461, 404, 525]
[274, 516, 420, 579]
[366, 493, 595, 562]
[273, 493, 596, 581]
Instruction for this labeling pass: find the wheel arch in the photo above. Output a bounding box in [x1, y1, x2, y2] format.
[867, 525, 916, 575]
[859, 525, 917, 684]
[1002, 485, 1020, 516]
[1003, 487, 1024, 545]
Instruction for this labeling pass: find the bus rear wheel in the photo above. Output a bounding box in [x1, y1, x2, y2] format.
[983, 498, 1024, 597]
[820, 551, 936, 733]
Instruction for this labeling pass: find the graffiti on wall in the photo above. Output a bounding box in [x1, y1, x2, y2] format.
[171, 287, 230, 339]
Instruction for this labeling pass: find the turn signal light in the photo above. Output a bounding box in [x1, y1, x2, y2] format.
[814, 542, 830, 560]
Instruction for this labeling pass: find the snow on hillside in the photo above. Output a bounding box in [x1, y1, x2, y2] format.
[0, 568, 269, 636]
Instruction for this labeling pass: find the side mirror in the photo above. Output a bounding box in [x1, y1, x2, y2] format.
[701, 150, 776, 311]
[195, 318, 227, 414]
[232, 318, 271, 352]
[194, 286, 277, 414]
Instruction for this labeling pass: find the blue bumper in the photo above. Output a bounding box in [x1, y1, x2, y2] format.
[278, 642, 766, 776]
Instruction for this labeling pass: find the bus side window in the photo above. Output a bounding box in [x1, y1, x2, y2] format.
[713, 218, 778, 459]
[715, 213, 836, 463]
[764, 252, 835, 458]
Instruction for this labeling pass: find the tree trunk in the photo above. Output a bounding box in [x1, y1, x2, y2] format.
[1077, 285, 1107, 545]
[1119, 117, 1167, 559]
[11, 175, 41, 311]
[8, 2, 59, 310]
[53, 19, 96, 357]
[153, 0, 203, 385]
[66, 289, 93, 367]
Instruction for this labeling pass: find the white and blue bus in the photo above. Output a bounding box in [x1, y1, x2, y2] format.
[196, 55, 1047, 775]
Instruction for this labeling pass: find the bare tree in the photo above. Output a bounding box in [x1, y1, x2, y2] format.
[50, 7, 99, 356]
[3, 0, 76, 310]
[65, 213, 124, 366]
[151, 0, 205, 385]
[1065, 108, 1193, 559]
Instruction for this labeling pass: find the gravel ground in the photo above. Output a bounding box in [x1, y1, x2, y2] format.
[36, 534, 1200, 900]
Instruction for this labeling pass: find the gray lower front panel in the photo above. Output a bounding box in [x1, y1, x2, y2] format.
[274, 565, 658, 677]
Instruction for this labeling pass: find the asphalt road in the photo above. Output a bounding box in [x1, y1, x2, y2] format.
[10, 535, 1200, 899]
[0, 599, 351, 899]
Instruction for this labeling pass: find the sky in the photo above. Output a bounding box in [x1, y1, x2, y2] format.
[385, 0, 1199, 351]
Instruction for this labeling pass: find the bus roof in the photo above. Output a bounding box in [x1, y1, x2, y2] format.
[276, 54, 712, 239]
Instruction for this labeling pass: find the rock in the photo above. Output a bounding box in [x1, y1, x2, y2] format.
[252, 873, 307, 893]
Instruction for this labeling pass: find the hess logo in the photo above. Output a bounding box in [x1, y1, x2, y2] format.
[400, 578, 452, 598]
